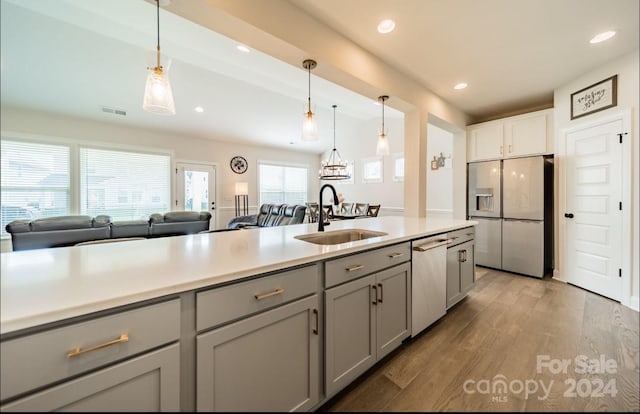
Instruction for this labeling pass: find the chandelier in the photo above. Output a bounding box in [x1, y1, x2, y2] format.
[319, 105, 351, 180]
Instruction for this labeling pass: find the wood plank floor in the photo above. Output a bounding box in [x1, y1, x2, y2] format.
[318, 268, 640, 412]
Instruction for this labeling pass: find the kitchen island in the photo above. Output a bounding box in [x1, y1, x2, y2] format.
[1, 216, 475, 411]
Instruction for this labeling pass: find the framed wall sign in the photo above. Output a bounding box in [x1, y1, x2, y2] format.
[570, 75, 617, 120]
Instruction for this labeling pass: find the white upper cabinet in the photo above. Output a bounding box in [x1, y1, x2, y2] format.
[467, 108, 553, 161]
[468, 123, 504, 161]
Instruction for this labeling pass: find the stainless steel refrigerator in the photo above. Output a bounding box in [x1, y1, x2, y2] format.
[468, 156, 553, 278]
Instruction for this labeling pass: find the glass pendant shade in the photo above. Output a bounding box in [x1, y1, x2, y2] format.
[301, 59, 318, 141]
[302, 110, 318, 141]
[319, 105, 351, 180]
[376, 131, 390, 156]
[376, 95, 390, 155]
[143, 0, 175, 116]
[143, 67, 175, 115]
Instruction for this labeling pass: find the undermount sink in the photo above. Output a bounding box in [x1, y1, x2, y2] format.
[295, 229, 388, 245]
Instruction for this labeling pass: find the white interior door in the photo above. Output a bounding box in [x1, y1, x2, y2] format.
[565, 119, 622, 301]
[176, 162, 216, 229]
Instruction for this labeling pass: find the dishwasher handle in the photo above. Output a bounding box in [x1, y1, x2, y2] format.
[413, 239, 451, 252]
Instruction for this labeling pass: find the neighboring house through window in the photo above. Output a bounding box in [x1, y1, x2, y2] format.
[0, 140, 71, 235]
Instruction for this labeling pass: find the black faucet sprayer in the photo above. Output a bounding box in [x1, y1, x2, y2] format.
[318, 184, 339, 232]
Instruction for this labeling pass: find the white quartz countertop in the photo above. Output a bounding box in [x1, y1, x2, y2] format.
[1, 216, 476, 335]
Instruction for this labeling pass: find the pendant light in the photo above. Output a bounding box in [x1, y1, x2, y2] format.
[301, 59, 318, 141]
[376, 95, 390, 155]
[143, 0, 175, 115]
[319, 105, 351, 180]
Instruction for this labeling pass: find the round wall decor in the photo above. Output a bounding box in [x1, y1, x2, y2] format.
[230, 156, 248, 174]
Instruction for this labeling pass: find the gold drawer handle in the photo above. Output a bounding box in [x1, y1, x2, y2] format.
[67, 333, 129, 358]
[346, 264, 364, 272]
[254, 287, 285, 300]
[388, 252, 404, 258]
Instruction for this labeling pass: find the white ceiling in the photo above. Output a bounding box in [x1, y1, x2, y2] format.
[291, 0, 639, 121]
[1, 0, 638, 154]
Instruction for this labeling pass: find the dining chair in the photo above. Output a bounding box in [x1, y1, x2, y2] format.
[321, 205, 334, 222]
[306, 202, 319, 223]
[339, 202, 354, 215]
[367, 204, 381, 217]
[354, 203, 369, 216]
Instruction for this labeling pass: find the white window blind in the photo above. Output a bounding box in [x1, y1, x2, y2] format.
[0, 140, 71, 235]
[259, 163, 307, 205]
[80, 147, 170, 220]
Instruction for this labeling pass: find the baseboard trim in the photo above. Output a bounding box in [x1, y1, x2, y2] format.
[552, 268, 566, 283]
[629, 296, 639, 312]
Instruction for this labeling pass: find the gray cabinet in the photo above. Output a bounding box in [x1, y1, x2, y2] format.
[195, 264, 321, 412]
[196, 294, 320, 412]
[446, 240, 476, 309]
[325, 262, 410, 397]
[0, 299, 181, 412]
[1, 344, 180, 412]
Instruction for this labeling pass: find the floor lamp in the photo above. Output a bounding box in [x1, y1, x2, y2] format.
[235, 182, 249, 216]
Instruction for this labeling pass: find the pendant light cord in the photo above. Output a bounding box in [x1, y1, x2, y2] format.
[307, 65, 312, 113]
[156, 0, 161, 69]
[332, 105, 337, 149]
[381, 98, 385, 133]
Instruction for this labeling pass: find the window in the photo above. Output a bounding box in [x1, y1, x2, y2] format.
[1, 136, 173, 237]
[258, 163, 307, 205]
[0, 140, 71, 235]
[362, 156, 383, 183]
[392, 153, 404, 182]
[80, 148, 171, 220]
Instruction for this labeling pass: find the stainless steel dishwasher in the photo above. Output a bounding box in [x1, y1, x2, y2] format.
[411, 235, 450, 336]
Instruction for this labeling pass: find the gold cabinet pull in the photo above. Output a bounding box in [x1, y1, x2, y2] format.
[254, 287, 285, 300]
[388, 252, 403, 259]
[312, 309, 319, 335]
[500, 145, 503, 155]
[67, 334, 129, 358]
[509, 144, 513, 153]
[346, 264, 364, 272]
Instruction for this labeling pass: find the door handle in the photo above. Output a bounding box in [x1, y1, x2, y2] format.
[564, 213, 574, 218]
[312, 309, 319, 335]
[371, 285, 378, 305]
[377, 283, 383, 303]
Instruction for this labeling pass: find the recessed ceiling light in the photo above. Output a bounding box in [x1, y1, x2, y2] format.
[236, 45, 250, 53]
[377, 19, 396, 34]
[454, 82, 468, 90]
[194, 106, 204, 113]
[590, 31, 616, 44]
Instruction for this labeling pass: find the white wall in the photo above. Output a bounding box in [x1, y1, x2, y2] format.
[320, 115, 404, 214]
[426, 123, 454, 216]
[1, 107, 322, 235]
[553, 50, 639, 310]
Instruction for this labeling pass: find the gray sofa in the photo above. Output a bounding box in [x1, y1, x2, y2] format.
[6, 211, 211, 251]
[227, 203, 306, 229]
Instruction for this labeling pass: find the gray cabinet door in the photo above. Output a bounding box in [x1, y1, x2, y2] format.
[446, 247, 462, 308]
[325, 275, 376, 398]
[446, 241, 476, 309]
[375, 262, 410, 360]
[196, 294, 320, 412]
[1, 344, 180, 412]
[460, 241, 476, 294]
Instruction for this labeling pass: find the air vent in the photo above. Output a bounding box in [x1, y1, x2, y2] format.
[100, 106, 127, 116]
